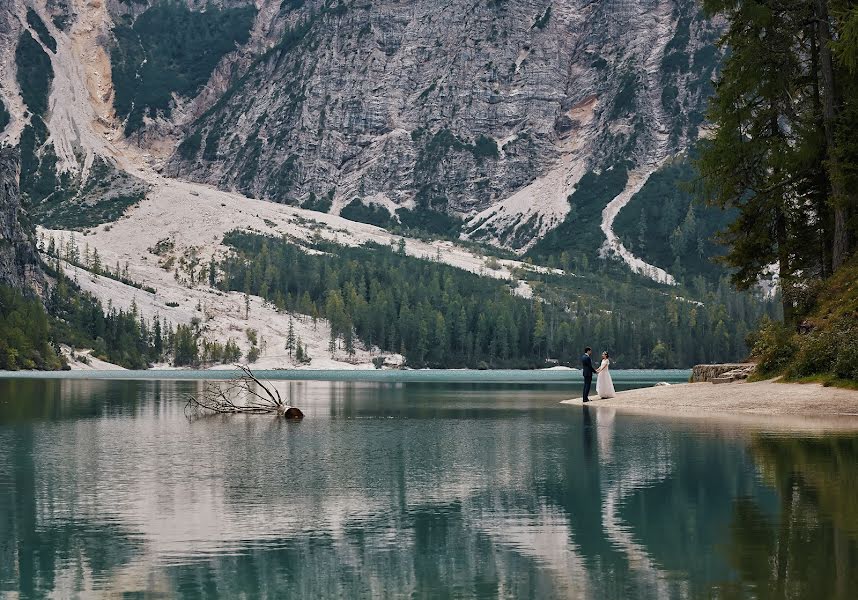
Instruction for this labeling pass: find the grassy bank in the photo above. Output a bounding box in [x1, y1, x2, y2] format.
[750, 258, 858, 389]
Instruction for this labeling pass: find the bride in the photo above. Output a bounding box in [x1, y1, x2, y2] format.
[596, 351, 615, 399]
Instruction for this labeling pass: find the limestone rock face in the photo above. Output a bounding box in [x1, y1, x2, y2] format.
[159, 0, 720, 248]
[0, 148, 45, 294]
[0, 1, 720, 251]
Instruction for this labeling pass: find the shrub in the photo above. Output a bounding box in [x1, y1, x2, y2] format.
[340, 199, 392, 228]
[750, 317, 797, 376]
[472, 135, 499, 159]
[834, 337, 858, 380]
[301, 190, 334, 212]
[833, 320, 858, 380]
[247, 346, 261, 363]
[395, 207, 462, 237]
[0, 97, 9, 132]
[788, 328, 837, 379]
[532, 6, 551, 29]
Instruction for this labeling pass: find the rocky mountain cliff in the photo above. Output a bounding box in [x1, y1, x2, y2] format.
[0, 147, 44, 293]
[0, 0, 719, 256]
[162, 0, 720, 249]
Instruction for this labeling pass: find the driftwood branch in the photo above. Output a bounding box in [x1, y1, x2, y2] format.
[185, 365, 304, 418]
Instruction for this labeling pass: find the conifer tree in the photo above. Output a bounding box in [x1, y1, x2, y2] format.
[286, 317, 296, 356]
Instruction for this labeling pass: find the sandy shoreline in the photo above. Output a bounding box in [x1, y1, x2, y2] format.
[561, 379, 858, 431]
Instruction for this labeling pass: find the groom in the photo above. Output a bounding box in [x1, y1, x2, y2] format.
[581, 347, 596, 403]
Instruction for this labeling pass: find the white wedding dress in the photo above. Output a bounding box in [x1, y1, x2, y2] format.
[596, 359, 615, 398]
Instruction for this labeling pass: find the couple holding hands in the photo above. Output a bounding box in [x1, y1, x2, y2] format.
[580, 347, 614, 402]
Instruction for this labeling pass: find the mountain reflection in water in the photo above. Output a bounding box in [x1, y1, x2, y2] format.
[0, 378, 856, 598]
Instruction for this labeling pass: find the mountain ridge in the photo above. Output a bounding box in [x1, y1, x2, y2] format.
[1, 0, 720, 261]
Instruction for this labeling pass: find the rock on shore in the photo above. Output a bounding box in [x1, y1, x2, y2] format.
[691, 363, 756, 383]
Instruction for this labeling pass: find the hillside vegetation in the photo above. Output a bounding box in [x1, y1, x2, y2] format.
[751, 258, 858, 386]
[700, 0, 858, 386]
[111, 2, 256, 133]
[218, 231, 775, 369]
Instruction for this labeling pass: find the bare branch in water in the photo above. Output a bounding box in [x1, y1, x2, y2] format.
[185, 365, 304, 418]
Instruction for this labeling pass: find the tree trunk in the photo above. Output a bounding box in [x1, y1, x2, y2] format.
[815, 0, 854, 270]
[776, 210, 795, 326]
[810, 30, 833, 278]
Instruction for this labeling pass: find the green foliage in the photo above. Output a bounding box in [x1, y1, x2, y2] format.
[246, 345, 261, 363]
[45, 264, 212, 369]
[37, 193, 142, 229]
[295, 337, 310, 363]
[532, 6, 551, 29]
[15, 30, 54, 117]
[218, 231, 775, 368]
[27, 157, 146, 229]
[111, 2, 256, 133]
[18, 117, 69, 210]
[0, 285, 64, 370]
[18, 258, 240, 370]
[528, 163, 629, 263]
[472, 135, 500, 159]
[418, 82, 437, 101]
[749, 317, 797, 377]
[177, 131, 202, 160]
[26, 8, 57, 53]
[172, 324, 198, 366]
[610, 73, 637, 120]
[43, 236, 156, 294]
[410, 128, 500, 211]
[340, 199, 392, 228]
[778, 316, 858, 383]
[395, 207, 463, 237]
[699, 0, 858, 326]
[280, 0, 305, 11]
[834, 333, 858, 381]
[613, 156, 732, 282]
[748, 257, 858, 385]
[301, 190, 334, 212]
[45, 269, 157, 369]
[413, 128, 499, 167]
[0, 97, 9, 132]
[834, 6, 858, 72]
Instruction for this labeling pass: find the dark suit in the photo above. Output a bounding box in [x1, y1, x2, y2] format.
[581, 353, 596, 402]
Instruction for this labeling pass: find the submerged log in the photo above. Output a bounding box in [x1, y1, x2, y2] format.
[185, 365, 303, 417]
[284, 407, 304, 420]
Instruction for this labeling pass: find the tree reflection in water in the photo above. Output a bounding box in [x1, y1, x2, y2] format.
[3, 378, 858, 598]
[716, 436, 858, 599]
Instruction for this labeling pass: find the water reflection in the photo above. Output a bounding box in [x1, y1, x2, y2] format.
[0, 379, 857, 598]
[714, 435, 858, 599]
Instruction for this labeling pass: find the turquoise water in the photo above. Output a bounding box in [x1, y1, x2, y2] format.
[0, 368, 690, 383]
[1, 375, 856, 598]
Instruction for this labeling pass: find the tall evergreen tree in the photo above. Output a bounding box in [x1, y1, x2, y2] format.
[698, 0, 858, 324]
[286, 317, 296, 356]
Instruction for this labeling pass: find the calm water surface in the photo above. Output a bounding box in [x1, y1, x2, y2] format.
[1, 372, 857, 598]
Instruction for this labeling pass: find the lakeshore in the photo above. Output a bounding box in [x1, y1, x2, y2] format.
[561, 379, 858, 430]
